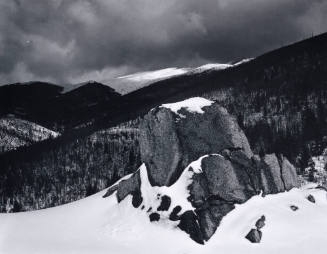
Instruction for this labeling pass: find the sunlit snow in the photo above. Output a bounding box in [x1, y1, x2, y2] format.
[117, 68, 189, 82]
[161, 97, 214, 117]
[0, 183, 326, 254]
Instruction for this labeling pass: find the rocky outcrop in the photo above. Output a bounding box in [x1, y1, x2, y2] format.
[280, 155, 299, 191]
[104, 98, 299, 244]
[104, 171, 143, 208]
[139, 103, 252, 186]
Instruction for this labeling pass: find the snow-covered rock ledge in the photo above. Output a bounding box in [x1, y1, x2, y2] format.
[104, 97, 300, 244]
[160, 97, 214, 118]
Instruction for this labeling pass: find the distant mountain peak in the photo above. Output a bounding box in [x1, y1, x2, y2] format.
[62, 80, 119, 95]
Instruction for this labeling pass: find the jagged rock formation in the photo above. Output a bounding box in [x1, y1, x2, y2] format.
[140, 101, 252, 186]
[104, 98, 299, 244]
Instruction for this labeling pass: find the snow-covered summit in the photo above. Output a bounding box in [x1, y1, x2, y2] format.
[99, 58, 253, 94]
[160, 97, 214, 118]
[117, 68, 190, 82]
[192, 63, 233, 72]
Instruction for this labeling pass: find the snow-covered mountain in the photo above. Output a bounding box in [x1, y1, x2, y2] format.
[103, 67, 190, 95]
[0, 180, 325, 254]
[95, 59, 253, 95]
[0, 116, 59, 153]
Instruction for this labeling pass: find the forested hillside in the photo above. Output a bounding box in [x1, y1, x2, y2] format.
[0, 120, 140, 212]
[0, 116, 59, 154]
[201, 87, 327, 172]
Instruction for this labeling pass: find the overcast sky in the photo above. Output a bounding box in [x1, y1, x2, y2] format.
[0, 0, 326, 85]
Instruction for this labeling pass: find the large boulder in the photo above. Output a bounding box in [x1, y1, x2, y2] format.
[200, 155, 257, 203]
[140, 99, 252, 186]
[105, 98, 299, 244]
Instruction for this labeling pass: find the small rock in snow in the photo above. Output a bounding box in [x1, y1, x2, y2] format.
[245, 228, 262, 243]
[169, 206, 182, 221]
[149, 212, 160, 222]
[255, 215, 266, 229]
[290, 205, 299, 211]
[157, 195, 171, 211]
[307, 194, 316, 203]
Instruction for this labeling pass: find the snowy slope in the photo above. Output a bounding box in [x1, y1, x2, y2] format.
[0, 163, 326, 254]
[75, 59, 252, 95]
[104, 67, 190, 95]
[0, 116, 59, 153]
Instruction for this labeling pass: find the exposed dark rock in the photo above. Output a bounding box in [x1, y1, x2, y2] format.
[157, 195, 171, 211]
[245, 228, 262, 243]
[131, 190, 143, 208]
[307, 194, 316, 203]
[230, 151, 261, 192]
[255, 215, 266, 229]
[178, 211, 204, 245]
[149, 212, 160, 222]
[259, 154, 285, 194]
[188, 173, 210, 208]
[102, 184, 118, 198]
[116, 171, 141, 202]
[196, 208, 218, 241]
[316, 185, 327, 191]
[169, 206, 182, 221]
[139, 108, 182, 187]
[207, 202, 235, 222]
[280, 156, 299, 190]
[290, 205, 299, 211]
[200, 155, 257, 203]
[139, 104, 253, 186]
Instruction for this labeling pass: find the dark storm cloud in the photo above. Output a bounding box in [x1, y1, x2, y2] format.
[0, 0, 326, 84]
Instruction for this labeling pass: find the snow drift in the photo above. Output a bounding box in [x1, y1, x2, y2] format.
[0, 183, 326, 254]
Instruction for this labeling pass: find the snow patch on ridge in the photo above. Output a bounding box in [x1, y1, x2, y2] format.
[193, 63, 232, 72]
[117, 68, 189, 82]
[161, 97, 214, 118]
[233, 58, 254, 66]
